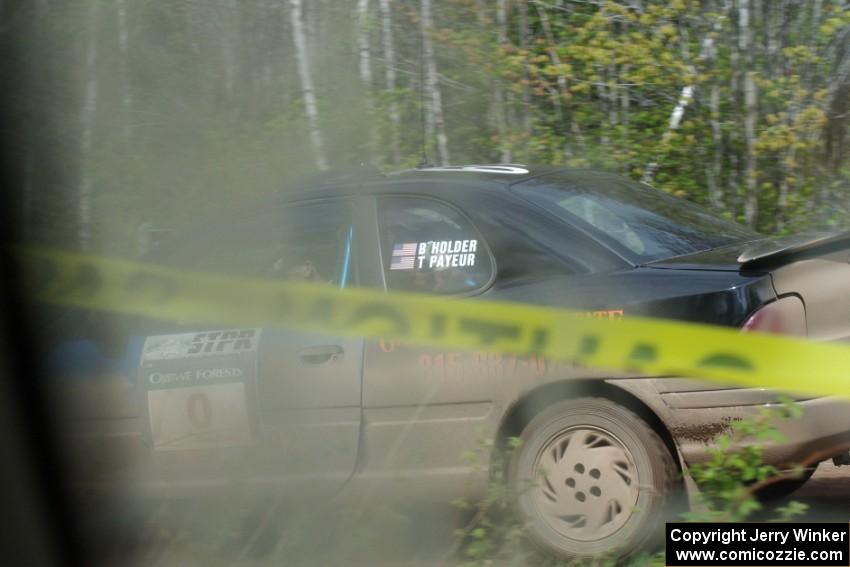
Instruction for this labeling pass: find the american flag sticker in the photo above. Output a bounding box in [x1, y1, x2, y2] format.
[390, 242, 418, 270]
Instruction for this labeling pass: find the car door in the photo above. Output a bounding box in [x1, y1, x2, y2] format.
[254, 198, 363, 488]
[357, 194, 503, 480]
[355, 190, 627, 483]
[140, 198, 363, 492]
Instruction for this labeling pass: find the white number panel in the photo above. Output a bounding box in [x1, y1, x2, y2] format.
[147, 382, 252, 451]
[140, 329, 261, 451]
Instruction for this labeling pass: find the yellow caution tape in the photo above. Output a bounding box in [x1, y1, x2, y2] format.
[19, 248, 850, 399]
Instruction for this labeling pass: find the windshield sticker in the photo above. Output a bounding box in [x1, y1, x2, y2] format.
[390, 240, 478, 271]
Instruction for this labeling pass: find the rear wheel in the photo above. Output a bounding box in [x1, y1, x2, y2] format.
[508, 397, 678, 560]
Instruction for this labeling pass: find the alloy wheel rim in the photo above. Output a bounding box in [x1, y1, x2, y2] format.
[530, 426, 640, 542]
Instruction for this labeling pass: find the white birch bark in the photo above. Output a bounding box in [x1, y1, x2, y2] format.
[495, 0, 512, 162]
[642, 30, 719, 184]
[709, 79, 723, 210]
[640, 84, 695, 184]
[518, 0, 532, 160]
[421, 0, 449, 165]
[78, 0, 99, 251]
[739, 0, 759, 227]
[290, 0, 328, 171]
[219, 0, 238, 100]
[357, 0, 372, 85]
[116, 0, 132, 142]
[379, 0, 401, 164]
[534, 3, 565, 121]
[356, 0, 379, 163]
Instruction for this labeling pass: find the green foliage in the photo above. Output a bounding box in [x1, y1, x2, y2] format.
[451, 437, 531, 567]
[684, 398, 808, 523]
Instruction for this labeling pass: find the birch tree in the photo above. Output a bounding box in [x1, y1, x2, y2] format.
[421, 0, 449, 165]
[356, 0, 379, 163]
[78, 0, 99, 251]
[494, 0, 511, 162]
[379, 0, 400, 164]
[739, 0, 759, 227]
[357, 0, 372, 86]
[290, 0, 328, 171]
[116, 0, 132, 143]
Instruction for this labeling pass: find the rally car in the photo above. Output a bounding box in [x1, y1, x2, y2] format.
[57, 164, 850, 560]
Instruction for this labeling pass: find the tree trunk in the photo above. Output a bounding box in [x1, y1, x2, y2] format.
[640, 85, 694, 184]
[421, 0, 449, 165]
[518, 0, 532, 161]
[534, 3, 566, 121]
[709, 79, 723, 210]
[495, 0, 512, 162]
[707, 4, 724, 210]
[739, 0, 759, 227]
[823, 25, 850, 174]
[642, 30, 716, 184]
[116, 0, 132, 143]
[219, 0, 238, 101]
[356, 0, 378, 163]
[378, 0, 400, 164]
[78, 0, 99, 251]
[357, 0, 372, 85]
[290, 0, 328, 171]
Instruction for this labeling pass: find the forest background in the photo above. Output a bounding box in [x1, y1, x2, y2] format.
[6, 0, 850, 253]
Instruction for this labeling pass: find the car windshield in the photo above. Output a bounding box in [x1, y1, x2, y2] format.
[514, 172, 760, 263]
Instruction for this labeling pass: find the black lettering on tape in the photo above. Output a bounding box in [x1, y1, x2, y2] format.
[527, 327, 550, 354]
[429, 314, 448, 338]
[697, 353, 755, 371]
[459, 320, 520, 345]
[628, 343, 657, 364]
[58, 264, 103, 298]
[348, 304, 411, 335]
[273, 293, 292, 320]
[578, 336, 599, 357]
[309, 299, 335, 324]
[28, 257, 61, 294]
[125, 271, 178, 302]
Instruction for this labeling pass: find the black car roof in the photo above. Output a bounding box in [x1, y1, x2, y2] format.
[278, 164, 585, 202]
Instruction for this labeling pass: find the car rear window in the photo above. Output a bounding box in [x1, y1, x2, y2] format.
[377, 196, 494, 294]
[513, 172, 759, 263]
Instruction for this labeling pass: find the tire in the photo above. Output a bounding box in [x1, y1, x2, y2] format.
[508, 397, 678, 561]
[754, 463, 817, 501]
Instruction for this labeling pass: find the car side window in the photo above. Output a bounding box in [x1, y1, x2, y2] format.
[377, 196, 493, 294]
[177, 200, 355, 287]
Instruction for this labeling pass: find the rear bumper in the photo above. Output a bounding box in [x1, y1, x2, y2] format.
[675, 396, 850, 467]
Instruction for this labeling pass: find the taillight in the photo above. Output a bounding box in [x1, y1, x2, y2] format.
[741, 296, 807, 337]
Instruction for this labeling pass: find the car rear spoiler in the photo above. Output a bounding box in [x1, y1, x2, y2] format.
[738, 230, 850, 269]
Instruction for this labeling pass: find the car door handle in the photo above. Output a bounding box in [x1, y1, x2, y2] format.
[297, 345, 344, 364]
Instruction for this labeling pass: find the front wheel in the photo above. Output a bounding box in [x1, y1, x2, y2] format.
[508, 397, 679, 561]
